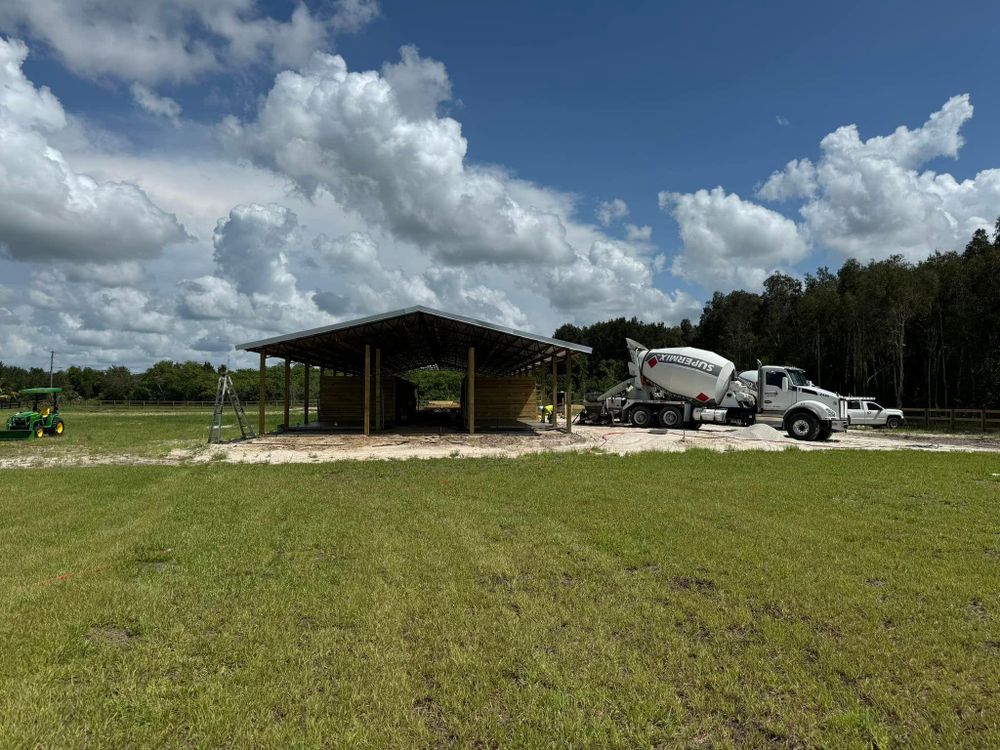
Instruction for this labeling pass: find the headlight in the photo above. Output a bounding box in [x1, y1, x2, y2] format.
[823, 406, 837, 417]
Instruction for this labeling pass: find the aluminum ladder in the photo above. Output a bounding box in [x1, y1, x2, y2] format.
[208, 374, 256, 443]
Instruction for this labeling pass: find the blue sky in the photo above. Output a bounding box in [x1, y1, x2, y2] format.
[0, 0, 998, 368]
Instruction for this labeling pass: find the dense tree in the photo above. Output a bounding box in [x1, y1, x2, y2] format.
[557, 221, 1000, 408]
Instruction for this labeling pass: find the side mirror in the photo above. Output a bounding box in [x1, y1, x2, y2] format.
[780, 376, 789, 391]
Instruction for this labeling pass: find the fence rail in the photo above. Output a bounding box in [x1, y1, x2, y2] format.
[902, 408, 1000, 432]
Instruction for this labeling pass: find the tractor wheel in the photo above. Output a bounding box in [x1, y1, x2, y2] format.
[886, 416, 902, 429]
[34, 423, 45, 439]
[787, 412, 819, 441]
[630, 405, 654, 428]
[50, 418, 64, 436]
[658, 406, 683, 428]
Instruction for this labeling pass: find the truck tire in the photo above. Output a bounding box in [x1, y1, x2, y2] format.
[816, 426, 832, 441]
[630, 405, 654, 428]
[658, 406, 683, 428]
[886, 416, 902, 429]
[786, 412, 819, 441]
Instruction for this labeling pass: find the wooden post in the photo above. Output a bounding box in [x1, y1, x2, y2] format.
[375, 348, 382, 431]
[257, 352, 266, 436]
[303, 361, 311, 425]
[283, 359, 291, 428]
[363, 344, 371, 436]
[981, 408, 986, 433]
[924, 407, 929, 429]
[318, 367, 324, 423]
[468, 346, 475, 434]
[949, 409, 955, 431]
[551, 356, 558, 428]
[565, 352, 572, 433]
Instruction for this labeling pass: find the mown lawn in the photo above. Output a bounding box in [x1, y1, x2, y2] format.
[0, 406, 296, 458]
[1, 450, 997, 748]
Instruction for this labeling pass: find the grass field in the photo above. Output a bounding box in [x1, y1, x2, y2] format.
[0, 406, 294, 459]
[1, 449, 998, 748]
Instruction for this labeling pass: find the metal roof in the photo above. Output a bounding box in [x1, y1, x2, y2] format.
[236, 305, 591, 376]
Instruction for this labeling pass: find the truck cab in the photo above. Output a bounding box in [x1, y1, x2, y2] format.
[739, 366, 849, 440]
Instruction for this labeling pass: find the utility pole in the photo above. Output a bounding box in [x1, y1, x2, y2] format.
[49, 350, 55, 388]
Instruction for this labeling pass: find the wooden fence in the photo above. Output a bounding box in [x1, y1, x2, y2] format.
[902, 408, 1000, 432]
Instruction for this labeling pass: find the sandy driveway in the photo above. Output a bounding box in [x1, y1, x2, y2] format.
[4, 422, 999, 469]
[180, 422, 1000, 465]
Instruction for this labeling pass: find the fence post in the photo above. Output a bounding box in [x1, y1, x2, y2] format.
[949, 409, 955, 431]
[924, 407, 929, 429]
[982, 409, 986, 433]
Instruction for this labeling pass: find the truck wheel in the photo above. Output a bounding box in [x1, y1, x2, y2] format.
[658, 406, 683, 428]
[630, 406, 654, 428]
[50, 418, 64, 436]
[816, 426, 832, 441]
[787, 412, 819, 441]
[886, 416, 902, 429]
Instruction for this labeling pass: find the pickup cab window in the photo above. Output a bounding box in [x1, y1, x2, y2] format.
[866, 402, 883, 411]
[848, 400, 861, 410]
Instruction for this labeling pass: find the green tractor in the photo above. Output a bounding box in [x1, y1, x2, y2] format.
[0, 387, 66, 440]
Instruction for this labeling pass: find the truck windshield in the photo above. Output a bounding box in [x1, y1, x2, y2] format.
[787, 369, 808, 387]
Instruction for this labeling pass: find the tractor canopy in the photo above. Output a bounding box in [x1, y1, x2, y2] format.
[20, 387, 62, 394]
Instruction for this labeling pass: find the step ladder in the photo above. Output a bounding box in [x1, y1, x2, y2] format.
[208, 374, 256, 443]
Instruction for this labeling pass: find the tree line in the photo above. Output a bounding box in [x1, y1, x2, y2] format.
[3, 222, 997, 409]
[556, 221, 1000, 408]
[0, 360, 317, 404]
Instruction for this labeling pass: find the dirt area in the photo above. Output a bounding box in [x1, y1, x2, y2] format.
[5, 421, 1000, 469]
[178, 421, 1000, 465]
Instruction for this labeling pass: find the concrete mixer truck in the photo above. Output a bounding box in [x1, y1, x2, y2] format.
[578, 339, 849, 441]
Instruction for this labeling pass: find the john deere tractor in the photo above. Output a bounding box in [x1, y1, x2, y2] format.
[0, 387, 65, 440]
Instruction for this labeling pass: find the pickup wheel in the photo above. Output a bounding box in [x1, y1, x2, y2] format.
[658, 406, 683, 428]
[787, 412, 819, 441]
[630, 405, 654, 428]
[886, 416, 902, 429]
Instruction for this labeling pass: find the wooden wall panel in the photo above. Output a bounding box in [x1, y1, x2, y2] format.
[468, 377, 537, 426]
[319, 375, 398, 427]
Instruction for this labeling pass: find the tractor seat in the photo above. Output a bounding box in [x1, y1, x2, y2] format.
[41, 407, 50, 418]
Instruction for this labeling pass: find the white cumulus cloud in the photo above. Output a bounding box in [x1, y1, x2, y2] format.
[223, 49, 575, 267]
[661, 187, 808, 292]
[757, 94, 1000, 261]
[0, 1, 371, 85]
[596, 198, 629, 226]
[0, 37, 189, 262]
[130, 83, 182, 123]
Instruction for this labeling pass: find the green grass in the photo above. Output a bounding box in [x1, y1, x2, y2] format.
[0, 407, 296, 458]
[1, 450, 998, 748]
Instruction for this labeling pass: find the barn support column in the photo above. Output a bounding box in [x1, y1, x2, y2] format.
[318, 366, 324, 423]
[375, 348, 382, 431]
[565, 352, 572, 433]
[303, 361, 311, 424]
[551, 356, 558, 429]
[467, 346, 475, 434]
[363, 344, 371, 436]
[257, 352, 266, 435]
[283, 358, 291, 428]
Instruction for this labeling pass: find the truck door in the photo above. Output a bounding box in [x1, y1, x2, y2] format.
[762, 369, 792, 412]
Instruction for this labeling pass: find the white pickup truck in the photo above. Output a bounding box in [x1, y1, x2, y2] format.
[846, 399, 905, 428]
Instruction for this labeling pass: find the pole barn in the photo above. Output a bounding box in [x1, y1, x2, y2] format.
[236, 306, 591, 435]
